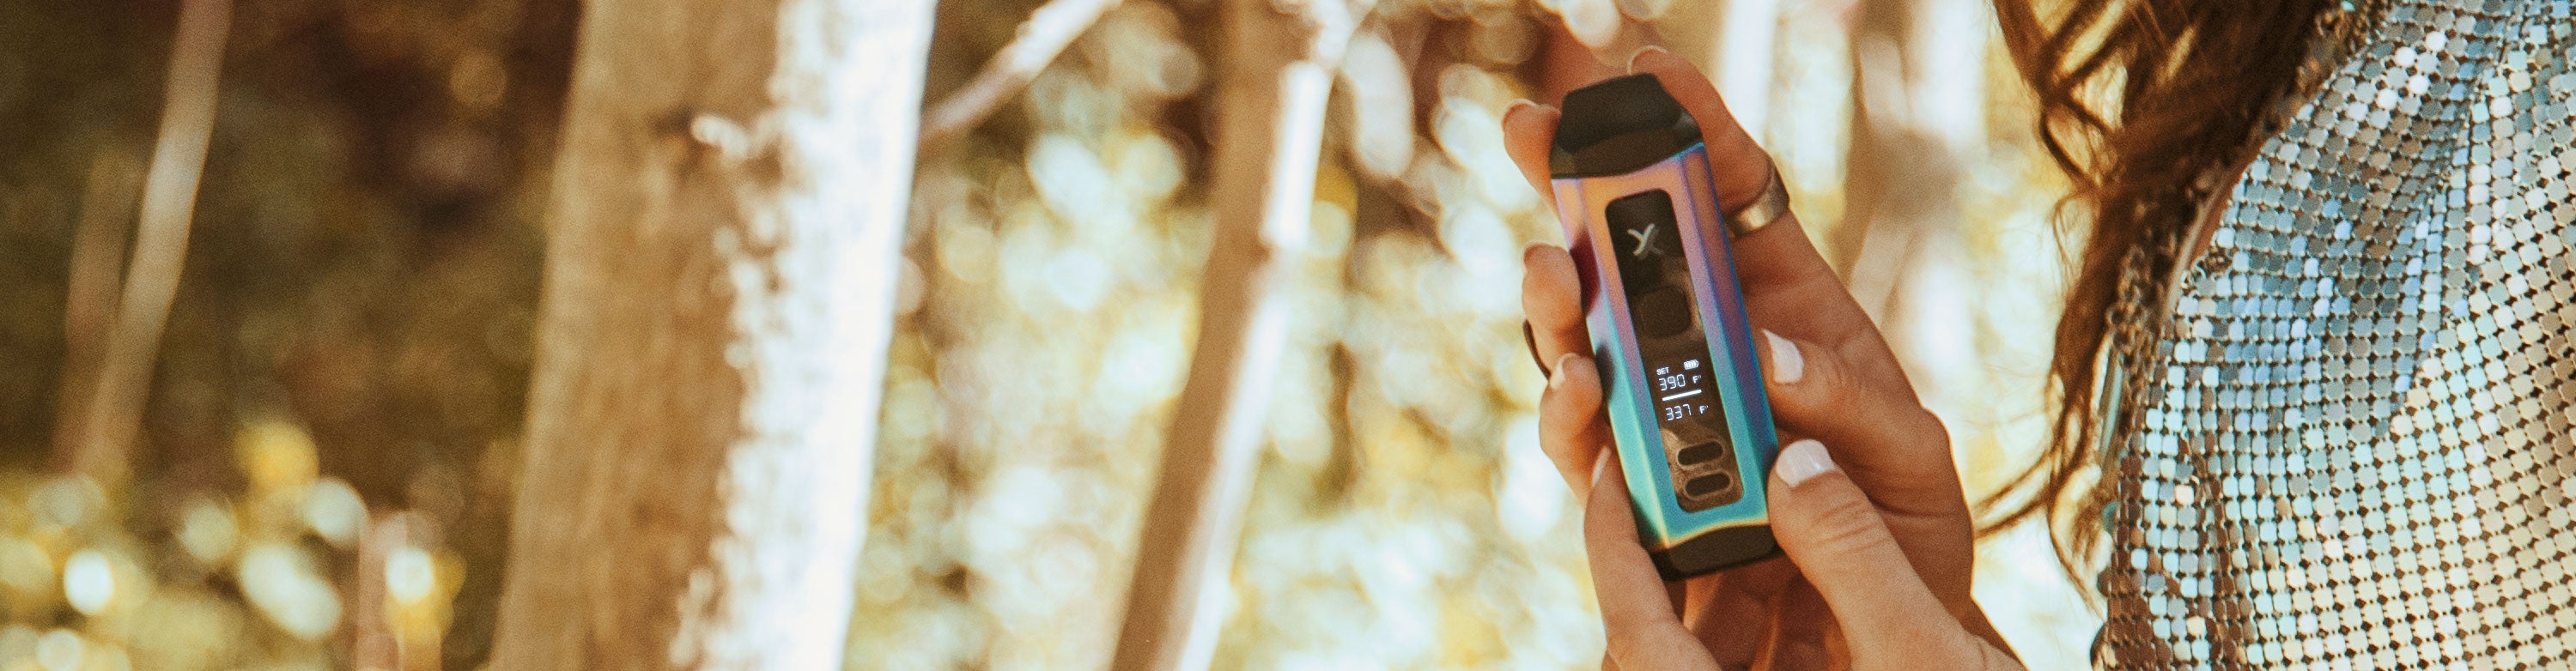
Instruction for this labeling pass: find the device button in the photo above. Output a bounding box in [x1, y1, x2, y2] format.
[1633, 287, 1691, 337]
[1682, 472, 1735, 498]
[1674, 442, 1723, 466]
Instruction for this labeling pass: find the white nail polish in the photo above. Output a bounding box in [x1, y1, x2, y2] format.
[1764, 329, 1804, 384]
[1775, 439, 1835, 487]
[1551, 353, 1579, 390]
[1627, 45, 1669, 72]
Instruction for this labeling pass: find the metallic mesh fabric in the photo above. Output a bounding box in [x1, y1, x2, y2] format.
[2094, 0, 2576, 667]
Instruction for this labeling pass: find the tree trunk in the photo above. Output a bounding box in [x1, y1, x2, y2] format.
[1709, 0, 1783, 142]
[1108, 1, 1353, 668]
[70, 0, 228, 487]
[486, 0, 934, 667]
[1828, 0, 1984, 305]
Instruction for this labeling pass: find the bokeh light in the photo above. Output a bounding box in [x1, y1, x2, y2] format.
[1, 0, 2103, 667]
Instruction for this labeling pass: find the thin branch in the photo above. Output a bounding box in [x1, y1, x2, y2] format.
[77, 0, 232, 484]
[1107, 0, 1349, 668]
[351, 515, 404, 671]
[51, 155, 142, 471]
[917, 0, 1120, 145]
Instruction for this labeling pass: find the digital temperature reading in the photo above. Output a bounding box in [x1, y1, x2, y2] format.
[1656, 360, 1711, 420]
[1606, 190, 1741, 512]
[1656, 367, 1691, 392]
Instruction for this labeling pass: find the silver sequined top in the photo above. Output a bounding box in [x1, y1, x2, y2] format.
[2095, 0, 2576, 667]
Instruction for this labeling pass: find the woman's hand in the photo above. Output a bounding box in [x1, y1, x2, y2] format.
[1509, 47, 2019, 668]
[1580, 444, 2020, 669]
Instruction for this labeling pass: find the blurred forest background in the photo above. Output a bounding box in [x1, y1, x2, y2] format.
[0, 0, 2096, 668]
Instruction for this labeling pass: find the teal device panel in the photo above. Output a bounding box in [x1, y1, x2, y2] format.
[1547, 75, 1781, 579]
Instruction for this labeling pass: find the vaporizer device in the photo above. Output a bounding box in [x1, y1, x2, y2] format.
[1550, 74, 1780, 578]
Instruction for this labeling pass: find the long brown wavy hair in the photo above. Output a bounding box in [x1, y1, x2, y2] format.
[1978, 0, 2333, 582]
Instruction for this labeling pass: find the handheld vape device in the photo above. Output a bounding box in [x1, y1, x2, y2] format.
[1550, 74, 1781, 578]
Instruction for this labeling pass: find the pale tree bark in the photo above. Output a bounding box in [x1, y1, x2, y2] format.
[1109, 0, 1359, 668]
[1829, 0, 1984, 311]
[1830, 0, 1989, 393]
[1710, 0, 1783, 142]
[353, 515, 430, 670]
[1878, 0, 1990, 391]
[52, 155, 140, 475]
[918, 0, 1121, 145]
[487, 0, 934, 668]
[69, 0, 229, 486]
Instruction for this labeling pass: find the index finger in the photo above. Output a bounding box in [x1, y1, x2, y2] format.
[1623, 49, 1879, 353]
[1504, 105, 1592, 376]
[1622, 51, 1959, 518]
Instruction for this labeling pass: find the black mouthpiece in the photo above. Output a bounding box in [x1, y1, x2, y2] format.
[1548, 74, 1702, 178]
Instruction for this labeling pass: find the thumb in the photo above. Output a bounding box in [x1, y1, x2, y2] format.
[1583, 454, 1723, 670]
[1765, 439, 1979, 667]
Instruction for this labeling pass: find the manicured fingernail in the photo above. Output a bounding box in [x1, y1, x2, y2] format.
[1775, 439, 1835, 487]
[1505, 99, 1557, 118]
[1551, 353, 1580, 390]
[1627, 45, 1670, 72]
[1592, 450, 1613, 486]
[1763, 329, 1803, 384]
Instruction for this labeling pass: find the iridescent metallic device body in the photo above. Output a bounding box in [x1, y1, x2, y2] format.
[1549, 75, 1779, 578]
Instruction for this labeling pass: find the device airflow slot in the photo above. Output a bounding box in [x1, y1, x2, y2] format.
[1674, 442, 1723, 466]
[1683, 472, 1734, 498]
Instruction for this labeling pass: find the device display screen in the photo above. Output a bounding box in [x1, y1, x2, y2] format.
[1604, 190, 1741, 511]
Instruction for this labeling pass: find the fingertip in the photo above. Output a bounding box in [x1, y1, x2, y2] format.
[1753, 328, 1864, 445]
[1501, 99, 1560, 133]
[1535, 350, 1609, 494]
[1762, 438, 1837, 526]
[1625, 45, 1670, 73]
[1550, 352, 1580, 390]
[1760, 329, 1804, 385]
[1540, 351, 1602, 420]
[1501, 102, 1564, 205]
[1583, 453, 1631, 541]
[1756, 444, 1959, 663]
[1772, 438, 1836, 488]
[1520, 246, 1583, 326]
[1522, 239, 1575, 274]
[1552, 351, 1599, 393]
[1627, 46, 1704, 86]
[1522, 241, 1561, 269]
[1583, 456, 1725, 669]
